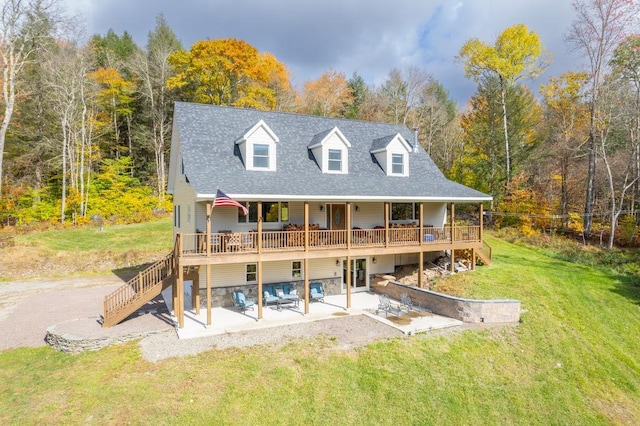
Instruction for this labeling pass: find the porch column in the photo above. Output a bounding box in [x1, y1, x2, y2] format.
[304, 258, 309, 314]
[304, 202, 309, 251]
[206, 264, 212, 326]
[384, 202, 390, 248]
[257, 202, 263, 254]
[258, 260, 263, 320]
[177, 266, 184, 328]
[479, 203, 484, 242]
[450, 203, 456, 243]
[206, 202, 212, 256]
[418, 251, 424, 288]
[346, 255, 351, 309]
[419, 203, 424, 247]
[346, 202, 351, 249]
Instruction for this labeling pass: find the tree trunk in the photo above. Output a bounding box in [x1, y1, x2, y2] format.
[583, 102, 597, 239]
[499, 75, 510, 186]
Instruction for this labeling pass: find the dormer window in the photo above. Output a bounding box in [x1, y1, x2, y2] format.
[236, 119, 278, 171]
[308, 127, 351, 174]
[253, 144, 270, 168]
[391, 153, 404, 175]
[328, 149, 342, 172]
[371, 133, 411, 176]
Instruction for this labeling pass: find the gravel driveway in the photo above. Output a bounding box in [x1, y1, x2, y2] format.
[0, 275, 405, 361]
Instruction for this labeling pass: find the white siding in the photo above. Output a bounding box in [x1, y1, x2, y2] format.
[352, 202, 384, 228]
[386, 138, 409, 176]
[203, 257, 343, 288]
[172, 176, 197, 236]
[422, 203, 447, 226]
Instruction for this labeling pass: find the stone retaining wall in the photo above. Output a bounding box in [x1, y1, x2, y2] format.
[373, 281, 520, 323]
[198, 277, 342, 308]
[45, 323, 167, 354]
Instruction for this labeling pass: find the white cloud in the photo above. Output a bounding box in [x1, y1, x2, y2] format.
[60, 0, 582, 108]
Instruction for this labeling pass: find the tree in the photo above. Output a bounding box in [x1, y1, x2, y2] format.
[130, 14, 181, 203]
[380, 67, 429, 126]
[565, 0, 640, 238]
[0, 0, 56, 197]
[611, 34, 640, 213]
[167, 38, 289, 110]
[539, 72, 590, 229]
[299, 69, 353, 117]
[458, 24, 548, 185]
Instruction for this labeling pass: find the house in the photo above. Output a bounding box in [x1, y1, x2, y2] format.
[102, 102, 492, 328]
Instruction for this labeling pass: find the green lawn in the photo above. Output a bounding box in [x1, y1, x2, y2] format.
[1, 235, 639, 424]
[16, 217, 174, 252]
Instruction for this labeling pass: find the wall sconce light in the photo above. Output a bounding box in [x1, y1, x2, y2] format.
[372, 257, 377, 264]
[336, 259, 340, 267]
[320, 205, 324, 212]
[355, 205, 359, 212]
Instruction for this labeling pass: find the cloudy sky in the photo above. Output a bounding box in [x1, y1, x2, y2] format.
[62, 0, 582, 108]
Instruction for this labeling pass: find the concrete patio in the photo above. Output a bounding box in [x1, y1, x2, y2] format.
[162, 289, 462, 340]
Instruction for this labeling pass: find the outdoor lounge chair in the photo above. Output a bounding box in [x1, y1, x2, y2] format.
[232, 290, 255, 313]
[262, 285, 280, 307]
[309, 282, 325, 302]
[376, 294, 402, 317]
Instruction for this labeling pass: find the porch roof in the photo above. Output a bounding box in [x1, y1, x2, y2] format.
[174, 102, 491, 203]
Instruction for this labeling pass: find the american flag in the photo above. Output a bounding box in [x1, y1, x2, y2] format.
[214, 189, 249, 215]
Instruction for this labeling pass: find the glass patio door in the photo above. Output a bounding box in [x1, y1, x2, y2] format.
[342, 258, 368, 293]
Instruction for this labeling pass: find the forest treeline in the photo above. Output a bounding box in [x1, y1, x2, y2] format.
[1, 0, 640, 248]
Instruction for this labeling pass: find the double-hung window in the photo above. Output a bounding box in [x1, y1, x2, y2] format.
[392, 153, 404, 175]
[328, 149, 342, 172]
[253, 144, 269, 168]
[246, 264, 257, 283]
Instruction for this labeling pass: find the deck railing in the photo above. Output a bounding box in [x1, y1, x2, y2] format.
[179, 225, 481, 256]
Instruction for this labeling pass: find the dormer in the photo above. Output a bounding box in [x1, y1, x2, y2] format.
[370, 133, 411, 177]
[235, 119, 279, 171]
[308, 127, 351, 174]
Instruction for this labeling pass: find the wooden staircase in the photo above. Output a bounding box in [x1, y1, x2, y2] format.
[476, 241, 493, 266]
[102, 251, 176, 328]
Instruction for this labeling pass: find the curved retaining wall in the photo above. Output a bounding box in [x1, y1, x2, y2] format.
[45, 323, 167, 354]
[373, 281, 520, 324]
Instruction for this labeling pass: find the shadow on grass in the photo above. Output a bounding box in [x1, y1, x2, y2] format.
[611, 273, 640, 306]
[111, 262, 156, 283]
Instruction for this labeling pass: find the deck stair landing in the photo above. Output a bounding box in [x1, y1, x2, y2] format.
[102, 252, 175, 328]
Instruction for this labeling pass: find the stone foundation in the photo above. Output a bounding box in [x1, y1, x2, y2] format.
[198, 277, 342, 308]
[373, 281, 520, 324]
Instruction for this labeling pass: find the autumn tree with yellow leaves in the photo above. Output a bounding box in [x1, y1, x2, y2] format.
[167, 38, 291, 110]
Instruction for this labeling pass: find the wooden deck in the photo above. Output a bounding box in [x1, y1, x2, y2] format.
[178, 225, 481, 264]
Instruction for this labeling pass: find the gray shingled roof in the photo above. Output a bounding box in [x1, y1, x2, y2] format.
[173, 102, 491, 202]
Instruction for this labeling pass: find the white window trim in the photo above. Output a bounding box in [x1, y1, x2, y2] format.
[238, 201, 289, 224]
[391, 153, 405, 175]
[252, 143, 270, 169]
[327, 149, 343, 173]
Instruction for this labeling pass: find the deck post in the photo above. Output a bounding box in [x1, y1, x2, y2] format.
[257, 260, 263, 320]
[418, 250, 424, 288]
[384, 202, 390, 248]
[346, 255, 351, 309]
[206, 264, 212, 326]
[450, 249, 455, 273]
[304, 258, 309, 314]
[472, 248, 476, 271]
[177, 266, 184, 328]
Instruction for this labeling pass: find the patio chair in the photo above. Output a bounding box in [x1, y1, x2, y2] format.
[400, 293, 422, 314]
[376, 294, 402, 317]
[262, 285, 280, 307]
[309, 282, 325, 303]
[232, 290, 255, 313]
